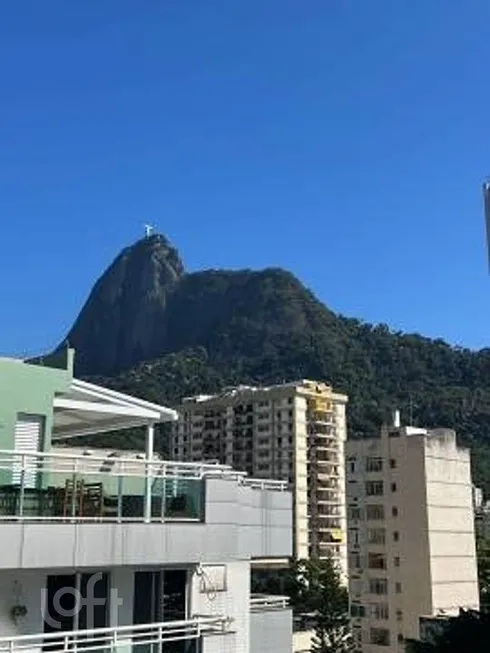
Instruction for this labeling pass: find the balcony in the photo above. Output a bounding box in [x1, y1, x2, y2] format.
[0, 451, 291, 569]
[250, 596, 292, 653]
[0, 449, 289, 524]
[0, 615, 232, 653]
[250, 595, 289, 612]
[0, 449, 209, 523]
[314, 451, 339, 463]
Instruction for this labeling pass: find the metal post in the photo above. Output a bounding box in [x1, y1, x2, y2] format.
[160, 465, 166, 522]
[71, 459, 78, 520]
[18, 455, 25, 518]
[144, 424, 155, 523]
[158, 624, 163, 653]
[117, 473, 123, 523]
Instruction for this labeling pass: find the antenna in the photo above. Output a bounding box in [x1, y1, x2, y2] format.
[144, 223, 154, 238]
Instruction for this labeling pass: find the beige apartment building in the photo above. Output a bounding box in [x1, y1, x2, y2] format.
[172, 380, 348, 572]
[346, 413, 479, 652]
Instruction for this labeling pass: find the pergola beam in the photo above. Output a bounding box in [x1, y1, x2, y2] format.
[53, 398, 160, 420]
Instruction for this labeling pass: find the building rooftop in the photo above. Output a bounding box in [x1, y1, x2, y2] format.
[182, 379, 348, 404]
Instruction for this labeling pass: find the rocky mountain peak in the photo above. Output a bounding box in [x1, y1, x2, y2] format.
[62, 233, 184, 374]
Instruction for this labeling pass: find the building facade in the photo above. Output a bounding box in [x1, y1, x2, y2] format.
[172, 380, 348, 573]
[346, 414, 479, 652]
[0, 351, 293, 653]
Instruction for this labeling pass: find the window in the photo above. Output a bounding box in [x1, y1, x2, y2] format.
[369, 579, 388, 595]
[390, 458, 397, 469]
[366, 504, 385, 520]
[391, 482, 397, 492]
[368, 553, 387, 570]
[372, 603, 389, 620]
[44, 572, 109, 633]
[392, 506, 398, 517]
[370, 628, 390, 646]
[348, 458, 356, 474]
[368, 528, 386, 545]
[396, 609, 403, 621]
[366, 481, 384, 496]
[350, 604, 366, 618]
[351, 579, 363, 596]
[353, 626, 362, 647]
[393, 531, 400, 542]
[397, 634, 404, 643]
[394, 557, 400, 567]
[288, 397, 293, 405]
[366, 457, 383, 472]
[395, 582, 402, 594]
[349, 506, 362, 520]
[349, 553, 361, 569]
[349, 529, 360, 547]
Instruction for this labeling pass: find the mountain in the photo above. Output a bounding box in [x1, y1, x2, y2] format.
[62, 234, 490, 494]
[64, 234, 184, 374]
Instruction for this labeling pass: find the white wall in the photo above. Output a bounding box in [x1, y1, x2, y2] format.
[0, 570, 45, 637]
[109, 567, 134, 627]
[190, 560, 251, 653]
[424, 435, 479, 614]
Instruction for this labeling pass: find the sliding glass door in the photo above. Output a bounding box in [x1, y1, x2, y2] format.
[133, 570, 195, 653]
[43, 572, 109, 649]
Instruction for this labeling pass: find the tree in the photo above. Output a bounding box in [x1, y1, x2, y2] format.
[406, 610, 490, 652]
[476, 536, 490, 611]
[288, 558, 354, 653]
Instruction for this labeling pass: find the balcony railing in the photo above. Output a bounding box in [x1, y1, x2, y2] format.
[250, 595, 290, 612]
[0, 449, 288, 523]
[0, 615, 233, 653]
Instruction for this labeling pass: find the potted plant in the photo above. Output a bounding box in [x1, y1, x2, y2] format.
[10, 604, 28, 621]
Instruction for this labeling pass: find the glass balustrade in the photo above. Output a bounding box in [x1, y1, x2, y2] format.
[0, 452, 205, 522]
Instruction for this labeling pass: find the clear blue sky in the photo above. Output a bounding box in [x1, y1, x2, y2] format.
[1, 0, 489, 356]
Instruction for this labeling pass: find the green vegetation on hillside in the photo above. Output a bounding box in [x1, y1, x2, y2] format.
[64, 237, 490, 494]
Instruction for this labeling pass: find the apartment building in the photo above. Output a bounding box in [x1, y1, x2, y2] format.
[172, 380, 348, 573]
[0, 350, 293, 653]
[346, 412, 479, 653]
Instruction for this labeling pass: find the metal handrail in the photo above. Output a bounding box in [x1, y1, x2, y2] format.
[0, 448, 236, 479]
[250, 594, 290, 611]
[0, 448, 289, 490]
[0, 615, 233, 653]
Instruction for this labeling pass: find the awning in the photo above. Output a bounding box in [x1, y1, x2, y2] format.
[52, 378, 177, 440]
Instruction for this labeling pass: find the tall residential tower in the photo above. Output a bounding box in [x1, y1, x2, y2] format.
[172, 380, 348, 573]
[346, 415, 479, 652]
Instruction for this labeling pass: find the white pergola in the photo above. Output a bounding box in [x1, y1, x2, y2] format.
[52, 378, 178, 522]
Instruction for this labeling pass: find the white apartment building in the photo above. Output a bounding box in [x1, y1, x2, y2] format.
[346, 413, 479, 653]
[0, 350, 293, 653]
[172, 380, 348, 573]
